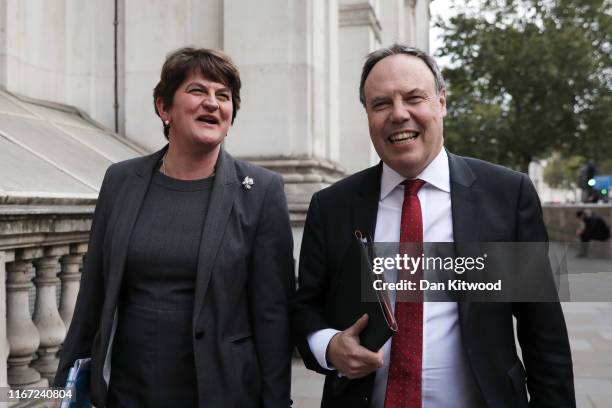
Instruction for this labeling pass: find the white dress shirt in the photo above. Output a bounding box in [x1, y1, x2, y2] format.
[307, 149, 483, 407]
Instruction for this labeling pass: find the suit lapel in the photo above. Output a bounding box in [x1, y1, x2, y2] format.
[354, 163, 383, 239]
[107, 147, 165, 308]
[448, 152, 478, 324]
[193, 149, 239, 325]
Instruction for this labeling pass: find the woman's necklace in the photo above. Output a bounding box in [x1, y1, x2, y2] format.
[160, 152, 215, 177]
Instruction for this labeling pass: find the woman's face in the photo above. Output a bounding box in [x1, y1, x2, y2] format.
[159, 71, 233, 151]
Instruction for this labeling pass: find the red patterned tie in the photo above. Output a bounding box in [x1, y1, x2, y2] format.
[384, 179, 425, 408]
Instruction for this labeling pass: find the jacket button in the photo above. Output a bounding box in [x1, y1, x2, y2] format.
[195, 330, 205, 339]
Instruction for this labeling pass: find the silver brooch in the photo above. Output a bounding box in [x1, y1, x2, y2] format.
[242, 176, 254, 190]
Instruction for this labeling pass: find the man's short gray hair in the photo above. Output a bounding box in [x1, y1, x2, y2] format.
[359, 44, 446, 106]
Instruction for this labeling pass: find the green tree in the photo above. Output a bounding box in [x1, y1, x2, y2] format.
[437, 0, 612, 172]
[542, 154, 584, 189]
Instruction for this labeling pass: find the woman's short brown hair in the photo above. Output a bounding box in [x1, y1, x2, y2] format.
[153, 47, 242, 139]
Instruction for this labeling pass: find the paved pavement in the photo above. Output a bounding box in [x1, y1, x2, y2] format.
[564, 246, 612, 407]
[291, 359, 325, 408]
[291, 249, 612, 408]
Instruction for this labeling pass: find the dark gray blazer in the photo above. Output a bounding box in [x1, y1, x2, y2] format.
[292, 152, 575, 408]
[54, 147, 295, 408]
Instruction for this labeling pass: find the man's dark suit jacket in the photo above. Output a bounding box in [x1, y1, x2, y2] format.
[292, 152, 575, 408]
[54, 147, 295, 408]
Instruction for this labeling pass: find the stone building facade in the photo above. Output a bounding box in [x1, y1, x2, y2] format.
[0, 0, 431, 398]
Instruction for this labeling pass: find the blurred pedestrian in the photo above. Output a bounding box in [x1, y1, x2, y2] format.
[576, 209, 610, 257]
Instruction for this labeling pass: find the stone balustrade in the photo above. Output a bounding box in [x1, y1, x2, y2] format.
[0, 201, 94, 404]
[0, 197, 604, 407]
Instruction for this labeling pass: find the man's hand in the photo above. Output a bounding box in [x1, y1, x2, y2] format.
[326, 314, 384, 379]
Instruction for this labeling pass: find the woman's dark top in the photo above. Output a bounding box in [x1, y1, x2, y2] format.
[107, 170, 214, 407]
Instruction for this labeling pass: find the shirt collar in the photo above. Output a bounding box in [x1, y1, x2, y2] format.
[380, 148, 451, 200]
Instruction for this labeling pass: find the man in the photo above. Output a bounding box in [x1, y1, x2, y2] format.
[577, 209, 610, 243]
[576, 209, 610, 257]
[291, 44, 575, 408]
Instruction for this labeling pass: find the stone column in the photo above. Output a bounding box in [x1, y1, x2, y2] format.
[31, 245, 69, 383]
[404, 0, 417, 47]
[224, 0, 343, 236]
[413, 0, 431, 52]
[0, 250, 13, 392]
[224, 0, 337, 160]
[338, 0, 382, 175]
[123, 0, 188, 150]
[5, 248, 46, 388]
[59, 243, 88, 330]
[379, 0, 405, 45]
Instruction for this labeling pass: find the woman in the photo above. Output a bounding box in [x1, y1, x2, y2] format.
[54, 47, 295, 407]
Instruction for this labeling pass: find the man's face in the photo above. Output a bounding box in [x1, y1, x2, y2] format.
[363, 54, 446, 178]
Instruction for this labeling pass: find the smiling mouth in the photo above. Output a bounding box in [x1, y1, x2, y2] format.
[388, 131, 419, 144]
[196, 115, 219, 125]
